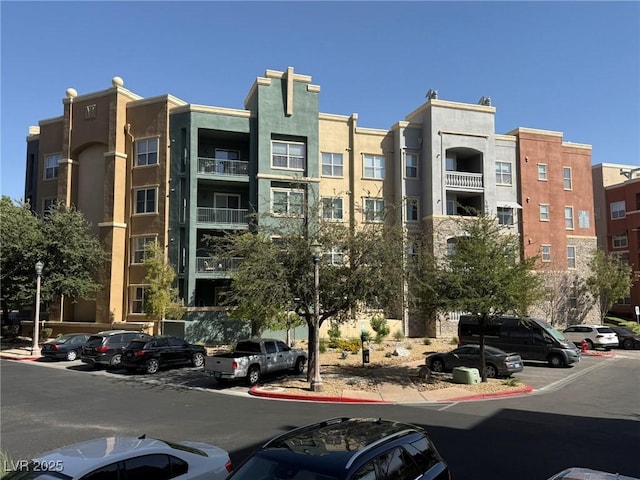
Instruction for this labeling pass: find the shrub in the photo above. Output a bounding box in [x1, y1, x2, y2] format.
[361, 330, 372, 343]
[41, 328, 53, 341]
[450, 336, 459, 345]
[370, 314, 390, 343]
[392, 330, 405, 342]
[327, 323, 341, 341]
[502, 378, 521, 387]
[319, 340, 327, 354]
[423, 337, 432, 346]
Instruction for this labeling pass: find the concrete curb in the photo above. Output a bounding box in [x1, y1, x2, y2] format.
[445, 384, 534, 402]
[0, 353, 41, 361]
[249, 386, 392, 404]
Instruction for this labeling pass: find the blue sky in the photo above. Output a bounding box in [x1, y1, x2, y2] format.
[1, 1, 639, 202]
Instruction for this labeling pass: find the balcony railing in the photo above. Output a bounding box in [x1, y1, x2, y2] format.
[195, 256, 242, 273]
[445, 171, 484, 189]
[196, 207, 249, 226]
[198, 157, 248, 176]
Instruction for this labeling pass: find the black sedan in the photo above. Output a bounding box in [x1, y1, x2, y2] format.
[609, 325, 640, 350]
[426, 344, 524, 378]
[122, 335, 207, 374]
[41, 333, 91, 361]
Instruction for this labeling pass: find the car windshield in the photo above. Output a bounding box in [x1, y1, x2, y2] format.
[537, 321, 569, 342]
[614, 327, 633, 334]
[229, 456, 338, 480]
[85, 335, 105, 346]
[52, 334, 74, 344]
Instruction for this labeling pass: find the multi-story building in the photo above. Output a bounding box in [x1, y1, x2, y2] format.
[23, 67, 597, 340]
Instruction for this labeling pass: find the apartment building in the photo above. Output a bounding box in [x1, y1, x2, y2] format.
[23, 67, 597, 339]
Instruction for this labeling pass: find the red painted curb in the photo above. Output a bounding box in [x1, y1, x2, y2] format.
[446, 385, 533, 402]
[0, 354, 41, 361]
[249, 387, 391, 404]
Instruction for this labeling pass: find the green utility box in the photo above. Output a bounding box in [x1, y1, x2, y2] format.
[452, 367, 481, 385]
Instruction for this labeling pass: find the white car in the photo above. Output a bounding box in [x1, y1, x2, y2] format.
[562, 325, 619, 350]
[547, 467, 639, 479]
[3, 436, 231, 480]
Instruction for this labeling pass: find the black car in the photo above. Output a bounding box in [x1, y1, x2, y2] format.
[41, 333, 91, 361]
[226, 417, 450, 480]
[122, 335, 207, 374]
[81, 330, 151, 369]
[609, 326, 640, 350]
[426, 344, 524, 378]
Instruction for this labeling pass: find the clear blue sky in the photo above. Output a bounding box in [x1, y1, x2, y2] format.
[2, 1, 639, 202]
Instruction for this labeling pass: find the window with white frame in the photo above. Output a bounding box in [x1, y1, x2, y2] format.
[132, 236, 156, 264]
[134, 187, 157, 214]
[327, 245, 345, 265]
[363, 198, 385, 222]
[497, 207, 514, 226]
[563, 167, 572, 190]
[272, 141, 305, 170]
[496, 162, 512, 185]
[363, 154, 385, 179]
[43, 198, 56, 214]
[406, 197, 419, 222]
[538, 164, 548, 181]
[272, 188, 304, 216]
[578, 210, 590, 228]
[44, 153, 61, 179]
[322, 197, 343, 221]
[135, 138, 158, 166]
[405, 153, 418, 178]
[613, 234, 628, 248]
[321, 152, 343, 177]
[565, 206, 574, 229]
[610, 201, 626, 219]
[539, 204, 550, 221]
[567, 246, 576, 269]
[541, 245, 551, 262]
[131, 286, 146, 314]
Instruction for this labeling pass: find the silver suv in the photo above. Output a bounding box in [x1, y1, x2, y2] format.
[562, 325, 619, 350]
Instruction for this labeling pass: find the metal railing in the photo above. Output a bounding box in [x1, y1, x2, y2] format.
[195, 256, 242, 273]
[445, 171, 483, 189]
[198, 157, 248, 176]
[196, 207, 249, 225]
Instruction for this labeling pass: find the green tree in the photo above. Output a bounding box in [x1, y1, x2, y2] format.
[143, 241, 184, 334]
[586, 250, 634, 324]
[440, 215, 543, 381]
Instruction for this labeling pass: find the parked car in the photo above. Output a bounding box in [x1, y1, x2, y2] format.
[41, 333, 91, 361]
[226, 417, 450, 480]
[81, 330, 151, 369]
[204, 338, 307, 386]
[562, 325, 619, 350]
[426, 344, 524, 378]
[2, 435, 232, 480]
[547, 467, 639, 479]
[122, 335, 207, 374]
[608, 325, 640, 350]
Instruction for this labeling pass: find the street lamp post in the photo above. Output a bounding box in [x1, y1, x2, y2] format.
[30, 261, 44, 356]
[310, 240, 323, 392]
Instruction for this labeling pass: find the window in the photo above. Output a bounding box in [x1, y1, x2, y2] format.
[613, 234, 628, 248]
[445, 156, 456, 171]
[322, 197, 343, 221]
[610, 201, 626, 219]
[539, 204, 550, 221]
[406, 197, 419, 222]
[133, 236, 156, 264]
[538, 164, 548, 181]
[131, 287, 146, 314]
[563, 167, 572, 190]
[364, 198, 385, 222]
[80, 462, 119, 480]
[44, 153, 61, 179]
[321, 152, 343, 177]
[405, 152, 418, 178]
[135, 138, 158, 166]
[446, 200, 456, 215]
[567, 246, 576, 269]
[327, 245, 345, 265]
[446, 238, 457, 256]
[363, 154, 385, 179]
[578, 210, 590, 228]
[565, 206, 574, 229]
[497, 207, 514, 226]
[272, 189, 304, 216]
[135, 187, 157, 214]
[43, 198, 56, 214]
[496, 162, 512, 185]
[541, 245, 551, 262]
[272, 141, 305, 170]
[123, 454, 178, 480]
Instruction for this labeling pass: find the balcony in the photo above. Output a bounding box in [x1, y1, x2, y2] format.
[195, 256, 242, 276]
[198, 157, 248, 178]
[196, 207, 249, 229]
[445, 171, 484, 190]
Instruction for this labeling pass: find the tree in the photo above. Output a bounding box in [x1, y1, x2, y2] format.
[143, 241, 184, 334]
[586, 250, 634, 324]
[440, 214, 543, 381]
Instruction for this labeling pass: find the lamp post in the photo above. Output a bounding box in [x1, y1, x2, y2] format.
[310, 240, 323, 392]
[30, 261, 44, 356]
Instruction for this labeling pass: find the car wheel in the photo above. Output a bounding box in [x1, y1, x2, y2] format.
[294, 357, 306, 375]
[585, 339, 594, 350]
[430, 358, 445, 373]
[485, 364, 498, 378]
[109, 353, 123, 369]
[548, 354, 565, 368]
[65, 350, 78, 361]
[192, 352, 205, 368]
[247, 366, 260, 386]
[146, 358, 160, 374]
[623, 339, 634, 350]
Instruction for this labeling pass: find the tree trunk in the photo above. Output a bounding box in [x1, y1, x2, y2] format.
[479, 314, 487, 383]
